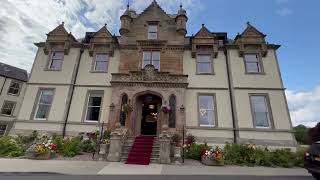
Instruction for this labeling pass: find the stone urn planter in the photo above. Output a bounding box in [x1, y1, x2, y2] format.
[201, 156, 224, 166]
[33, 153, 51, 160]
[99, 144, 110, 157]
[174, 146, 182, 164]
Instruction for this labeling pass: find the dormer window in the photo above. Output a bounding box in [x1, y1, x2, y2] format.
[143, 51, 160, 70]
[244, 54, 262, 73]
[148, 24, 158, 39]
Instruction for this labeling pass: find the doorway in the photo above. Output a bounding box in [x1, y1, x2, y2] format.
[139, 94, 161, 135]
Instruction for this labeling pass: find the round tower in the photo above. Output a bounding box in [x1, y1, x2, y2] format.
[175, 4, 188, 36]
[119, 4, 132, 35]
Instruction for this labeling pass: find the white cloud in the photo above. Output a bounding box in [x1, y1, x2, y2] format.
[286, 86, 320, 127]
[0, 0, 200, 72]
[276, 7, 293, 16]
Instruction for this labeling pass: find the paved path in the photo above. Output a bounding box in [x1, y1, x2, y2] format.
[0, 158, 311, 176]
[0, 175, 314, 180]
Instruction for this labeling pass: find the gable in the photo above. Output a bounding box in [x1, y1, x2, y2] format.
[241, 23, 266, 37]
[94, 25, 112, 38]
[194, 25, 214, 39]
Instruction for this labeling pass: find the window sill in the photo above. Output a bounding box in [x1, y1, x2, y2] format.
[7, 93, 19, 96]
[33, 118, 47, 121]
[245, 72, 266, 75]
[44, 68, 62, 72]
[0, 114, 15, 117]
[83, 120, 99, 123]
[90, 71, 108, 73]
[196, 72, 215, 75]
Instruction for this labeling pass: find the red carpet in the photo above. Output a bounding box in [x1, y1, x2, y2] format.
[126, 135, 155, 165]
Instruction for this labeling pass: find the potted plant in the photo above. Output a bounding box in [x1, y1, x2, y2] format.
[201, 146, 224, 166]
[26, 140, 57, 160]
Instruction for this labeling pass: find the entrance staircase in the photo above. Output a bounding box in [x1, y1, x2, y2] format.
[121, 135, 160, 165]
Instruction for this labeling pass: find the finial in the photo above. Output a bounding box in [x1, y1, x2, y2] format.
[180, 3, 182, 9]
[247, 21, 251, 26]
[104, 23, 107, 27]
[127, 1, 129, 9]
[202, 23, 204, 27]
[61, 21, 64, 26]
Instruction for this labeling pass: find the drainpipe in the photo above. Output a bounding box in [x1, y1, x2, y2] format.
[62, 46, 84, 137]
[224, 49, 238, 144]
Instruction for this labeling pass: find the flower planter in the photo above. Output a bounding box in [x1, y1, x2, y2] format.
[99, 144, 110, 155]
[174, 146, 182, 164]
[201, 156, 224, 166]
[33, 153, 51, 160]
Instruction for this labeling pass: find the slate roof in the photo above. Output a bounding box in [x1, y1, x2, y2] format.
[0, 62, 28, 82]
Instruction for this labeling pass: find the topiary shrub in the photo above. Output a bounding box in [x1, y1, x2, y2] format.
[79, 139, 97, 153]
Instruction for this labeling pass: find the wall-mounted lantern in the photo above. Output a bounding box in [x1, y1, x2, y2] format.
[109, 103, 115, 111]
[180, 105, 185, 113]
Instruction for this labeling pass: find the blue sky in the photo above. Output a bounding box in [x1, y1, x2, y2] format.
[0, 0, 319, 126]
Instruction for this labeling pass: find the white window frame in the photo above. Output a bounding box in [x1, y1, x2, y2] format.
[93, 53, 109, 72]
[148, 24, 158, 40]
[7, 81, 21, 96]
[84, 92, 103, 122]
[250, 95, 272, 129]
[198, 95, 216, 127]
[142, 51, 160, 70]
[34, 89, 54, 120]
[196, 54, 213, 74]
[1, 101, 16, 116]
[244, 54, 262, 73]
[48, 51, 64, 70]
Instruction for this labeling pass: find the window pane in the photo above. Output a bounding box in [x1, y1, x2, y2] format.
[199, 96, 214, 109]
[152, 51, 160, 60]
[39, 91, 54, 104]
[88, 97, 102, 106]
[197, 55, 211, 63]
[244, 54, 258, 62]
[35, 90, 54, 119]
[255, 112, 269, 127]
[251, 96, 270, 128]
[197, 62, 212, 73]
[246, 62, 260, 73]
[96, 54, 108, 62]
[148, 33, 157, 39]
[143, 51, 151, 60]
[52, 52, 64, 59]
[148, 25, 157, 32]
[0, 125, 7, 135]
[1, 102, 14, 115]
[95, 61, 108, 71]
[86, 107, 101, 121]
[50, 59, 62, 69]
[143, 60, 150, 68]
[153, 60, 160, 70]
[199, 96, 215, 126]
[35, 105, 50, 119]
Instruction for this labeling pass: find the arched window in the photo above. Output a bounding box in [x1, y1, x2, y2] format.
[169, 94, 176, 128]
[120, 94, 128, 126]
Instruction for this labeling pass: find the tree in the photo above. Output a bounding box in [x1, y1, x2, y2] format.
[293, 124, 309, 144]
[308, 122, 320, 144]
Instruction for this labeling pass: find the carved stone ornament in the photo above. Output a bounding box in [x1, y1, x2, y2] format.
[111, 64, 188, 88]
[191, 24, 218, 58]
[43, 22, 76, 55]
[234, 22, 268, 57]
[89, 25, 114, 57]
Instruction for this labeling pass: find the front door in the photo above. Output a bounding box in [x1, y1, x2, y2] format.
[141, 103, 158, 135]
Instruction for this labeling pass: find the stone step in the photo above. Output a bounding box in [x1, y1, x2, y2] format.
[120, 157, 160, 163]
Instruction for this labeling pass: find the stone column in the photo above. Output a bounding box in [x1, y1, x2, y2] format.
[107, 123, 127, 162]
[159, 125, 171, 164]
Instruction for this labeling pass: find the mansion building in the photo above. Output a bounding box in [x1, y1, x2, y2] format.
[11, 1, 296, 149]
